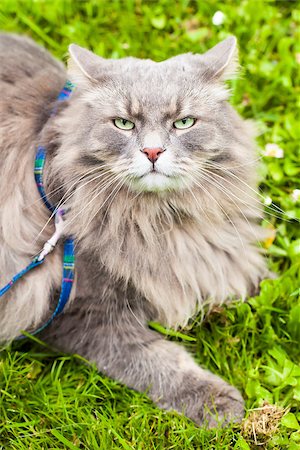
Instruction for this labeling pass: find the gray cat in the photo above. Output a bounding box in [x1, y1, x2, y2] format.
[0, 33, 269, 427]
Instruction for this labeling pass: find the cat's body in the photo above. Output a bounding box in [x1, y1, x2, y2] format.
[0, 33, 269, 426]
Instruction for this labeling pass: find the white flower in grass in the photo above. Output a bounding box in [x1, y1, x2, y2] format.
[264, 196, 273, 206]
[291, 189, 300, 202]
[212, 11, 226, 26]
[264, 143, 284, 158]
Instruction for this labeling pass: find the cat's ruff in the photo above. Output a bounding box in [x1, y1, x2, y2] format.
[0, 80, 76, 337]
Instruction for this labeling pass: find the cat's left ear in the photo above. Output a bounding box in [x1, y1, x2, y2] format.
[202, 36, 238, 80]
[68, 44, 108, 85]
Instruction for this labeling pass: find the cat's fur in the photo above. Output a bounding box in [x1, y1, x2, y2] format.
[0, 33, 269, 426]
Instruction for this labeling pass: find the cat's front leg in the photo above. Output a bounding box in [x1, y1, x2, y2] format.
[45, 301, 244, 427]
[117, 338, 244, 428]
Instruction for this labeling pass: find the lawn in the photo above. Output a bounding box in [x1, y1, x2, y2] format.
[0, 0, 299, 449]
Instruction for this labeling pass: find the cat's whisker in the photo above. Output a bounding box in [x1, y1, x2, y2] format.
[194, 171, 264, 250]
[55, 167, 113, 211]
[202, 160, 269, 201]
[75, 176, 127, 245]
[35, 174, 120, 256]
[94, 178, 128, 240]
[181, 178, 225, 244]
[33, 169, 114, 245]
[202, 159, 294, 220]
[196, 158, 272, 209]
[181, 179, 229, 303]
[24, 163, 112, 210]
[186, 173, 249, 262]
[127, 179, 143, 203]
[199, 163, 291, 223]
[198, 166, 267, 221]
[32, 173, 114, 256]
[207, 155, 264, 170]
[67, 172, 127, 239]
[179, 183, 231, 298]
[51, 165, 114, 212]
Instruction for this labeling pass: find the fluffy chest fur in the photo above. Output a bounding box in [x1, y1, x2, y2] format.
[66, 187, 265, 327]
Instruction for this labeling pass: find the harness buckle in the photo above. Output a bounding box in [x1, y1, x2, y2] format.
[38, 208, 66, 261]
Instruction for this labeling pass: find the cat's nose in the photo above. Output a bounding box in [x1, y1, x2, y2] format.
[142, 147, 164, 163]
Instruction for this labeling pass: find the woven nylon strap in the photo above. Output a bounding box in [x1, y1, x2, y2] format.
[0, 80, 76, 337]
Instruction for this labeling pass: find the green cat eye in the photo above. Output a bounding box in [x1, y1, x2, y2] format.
[173, 117, 196, 130]
[114, 118, 135, 130]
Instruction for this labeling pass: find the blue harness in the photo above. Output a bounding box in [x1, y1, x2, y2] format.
[0, 81, 76, 337]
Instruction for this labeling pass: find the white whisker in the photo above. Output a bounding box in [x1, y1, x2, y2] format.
[33, 168, 114, 245]
[186, 172, 249, 262]
[200, 164, 288, 223]
[67, 172, 127, 239]
[203, 160, 294, 220]
[195, 171, 263, 249]
[76, 176, 127, 244]
[25, 163, 112, 210]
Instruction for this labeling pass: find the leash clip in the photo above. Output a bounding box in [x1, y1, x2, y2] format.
[38, 208, 66, 261]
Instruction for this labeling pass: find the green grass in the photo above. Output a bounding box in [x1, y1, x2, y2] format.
[0, 0, 299, 448]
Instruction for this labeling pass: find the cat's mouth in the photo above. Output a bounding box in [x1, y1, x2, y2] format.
[128, 168, 185, 193]
[133, 169, 170, 180]
[136, 170, 172, 183]
[145, 166, 172, 178]
[150, 168, 168, 176]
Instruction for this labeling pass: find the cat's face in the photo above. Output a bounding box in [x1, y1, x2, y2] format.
[66, 38, 246, 195]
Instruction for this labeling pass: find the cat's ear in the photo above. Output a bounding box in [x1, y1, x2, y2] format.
[202, 36, 238, 80]
[68, 44, 107, 85]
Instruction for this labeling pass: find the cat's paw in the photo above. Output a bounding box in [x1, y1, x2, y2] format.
[157, 371, 244, 428]
[201, 381, 245, 428]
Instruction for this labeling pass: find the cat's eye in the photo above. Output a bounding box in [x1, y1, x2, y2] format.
[173, 117, 196, 130]
[114, 118, 135, 130]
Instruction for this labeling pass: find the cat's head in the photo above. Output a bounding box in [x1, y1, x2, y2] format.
[61, 37, 252, 196]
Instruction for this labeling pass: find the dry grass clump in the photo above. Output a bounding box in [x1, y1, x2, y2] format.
[242, 402, 286, 446]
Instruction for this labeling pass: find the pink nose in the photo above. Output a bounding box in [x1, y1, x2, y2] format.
[142, 147, 164, 163]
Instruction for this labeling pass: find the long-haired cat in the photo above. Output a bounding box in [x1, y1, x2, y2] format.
[0, 33, 269, 427]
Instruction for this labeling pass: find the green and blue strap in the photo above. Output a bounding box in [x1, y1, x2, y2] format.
[0, 80, 76, 337]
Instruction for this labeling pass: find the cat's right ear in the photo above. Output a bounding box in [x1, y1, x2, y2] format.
[68, 44, 106, 85]
[202, 36, 238, 81]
